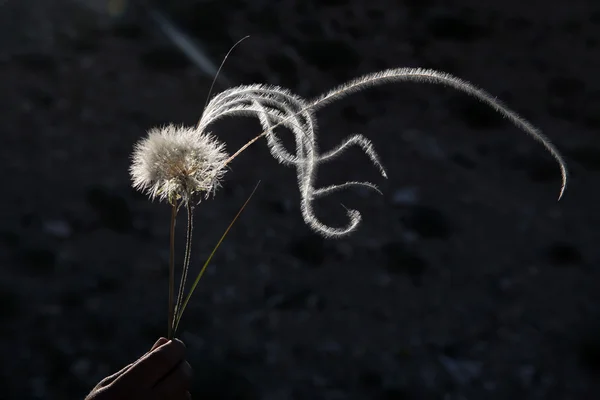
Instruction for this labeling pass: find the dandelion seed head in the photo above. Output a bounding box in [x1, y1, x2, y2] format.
[130, 124, 229, 204]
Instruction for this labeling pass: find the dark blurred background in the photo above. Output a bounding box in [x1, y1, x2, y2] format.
[1, 0, 599, 399]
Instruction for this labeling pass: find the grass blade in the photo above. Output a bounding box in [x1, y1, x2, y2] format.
[173, 181, 261, 334]
[167, 200, 177, 339]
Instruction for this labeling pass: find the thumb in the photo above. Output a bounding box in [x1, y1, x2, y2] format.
[150, 337, 169, 352]
[96, 338, 167, 387]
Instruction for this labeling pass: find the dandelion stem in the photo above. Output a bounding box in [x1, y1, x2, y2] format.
[173, 182, 260, 335]
[174, 201, 194, 325]
[168, 199, 178, 339]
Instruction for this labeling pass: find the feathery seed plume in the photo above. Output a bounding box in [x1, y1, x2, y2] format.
[196, 68, 568, 237]
[130, 124, 229, 205]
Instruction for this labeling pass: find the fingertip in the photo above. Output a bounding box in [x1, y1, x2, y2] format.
[151, 337, 169, 351]
[174, 338, 186, 348]
[127, 338, 187, 386]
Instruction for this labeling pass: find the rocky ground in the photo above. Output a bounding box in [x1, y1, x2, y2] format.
[1, 0, 599, 399]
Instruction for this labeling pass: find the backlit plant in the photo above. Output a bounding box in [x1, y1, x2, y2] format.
[130, 40, 568, 339]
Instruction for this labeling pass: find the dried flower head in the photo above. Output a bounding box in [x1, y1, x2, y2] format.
[130, 124, 229, 205]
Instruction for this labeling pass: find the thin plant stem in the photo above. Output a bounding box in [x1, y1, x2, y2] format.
[174, 202, 194, 323]
[224, 133, 264, 166]
[167, 199, 178, 339]
[173, 182, 260, 334]
[201, 35, 250, 113]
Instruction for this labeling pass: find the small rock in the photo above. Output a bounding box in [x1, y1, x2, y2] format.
[439, 355, 482, 385]
[43, 219, 72, 238]
[390, 187, 420, 206]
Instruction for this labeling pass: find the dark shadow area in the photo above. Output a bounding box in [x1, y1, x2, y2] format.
[1, 0, 599, 399]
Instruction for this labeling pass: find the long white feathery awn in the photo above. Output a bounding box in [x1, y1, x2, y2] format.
[196, 67, 568, 238]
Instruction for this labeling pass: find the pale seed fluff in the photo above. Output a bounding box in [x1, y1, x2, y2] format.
[130, 124, 229, 205]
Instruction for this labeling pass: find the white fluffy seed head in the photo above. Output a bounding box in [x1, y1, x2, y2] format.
[130, 124, 229, 205]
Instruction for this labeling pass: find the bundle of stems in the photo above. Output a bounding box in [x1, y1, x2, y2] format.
[166, 183, 259, 339]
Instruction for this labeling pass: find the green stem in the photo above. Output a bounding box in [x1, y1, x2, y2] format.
[173, 182, 260, 334]
[174, 202, 194, 326]
[167, 200, 177, 339]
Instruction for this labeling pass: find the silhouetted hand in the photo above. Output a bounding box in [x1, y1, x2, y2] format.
[85, 337, 192, 400]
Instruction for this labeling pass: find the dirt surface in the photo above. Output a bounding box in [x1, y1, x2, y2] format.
[1, 0, 600, 399]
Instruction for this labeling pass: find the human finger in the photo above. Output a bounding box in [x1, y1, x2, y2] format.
[122, 339, 187, 387]
[149, 337, 169, 352]
[98, 338, 167, 388]
[152, 360, 193, 398]
[96, 363, 133, 387]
